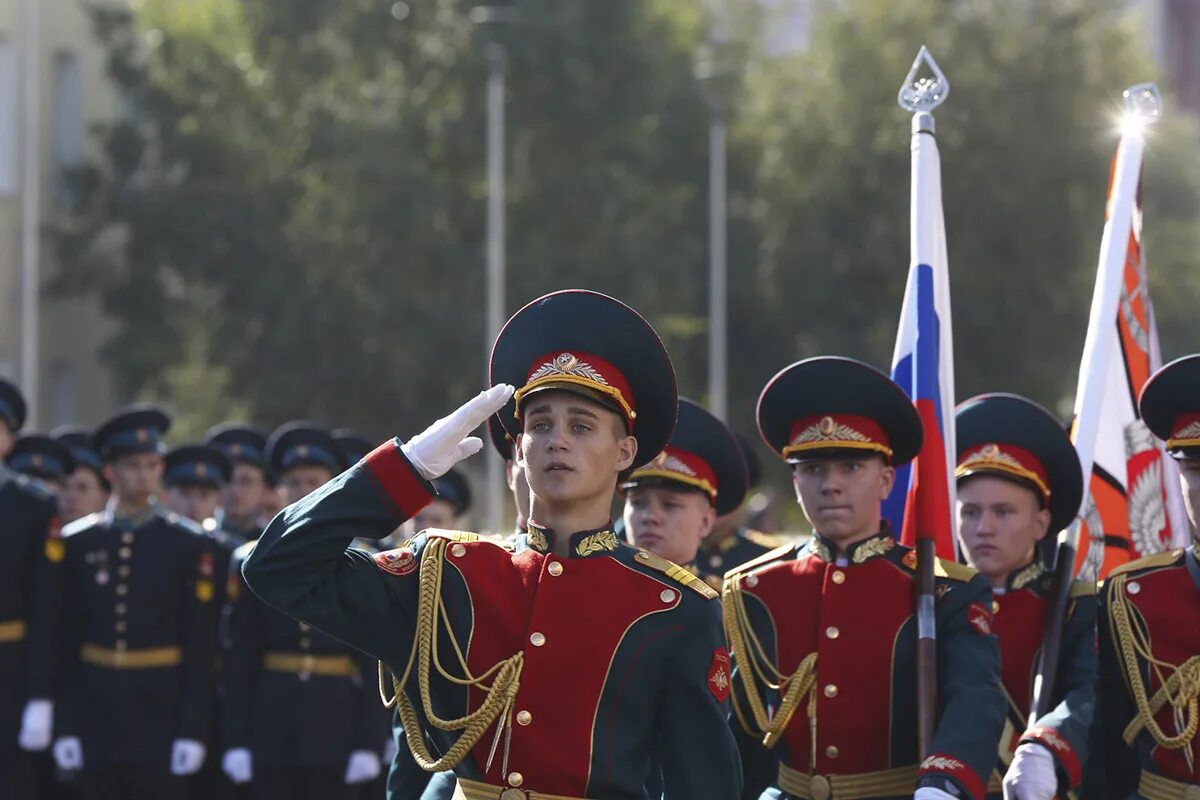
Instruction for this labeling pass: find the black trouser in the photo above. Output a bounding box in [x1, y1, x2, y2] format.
[255, 765, 367, 800]
[79, 763, 182, 800]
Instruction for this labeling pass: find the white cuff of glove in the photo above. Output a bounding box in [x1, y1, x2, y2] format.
[1003, 742, 1058, 800]
[18, 699, 53, 751]
[401, 385, 514, 480]
[222, 748, 253, 784]
[913, 789, 958, 800]
[344, 749, 381, 784]
[52, 737, 83, 771]
[170, 738, 207, 776]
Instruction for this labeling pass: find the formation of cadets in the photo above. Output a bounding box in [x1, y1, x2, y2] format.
[3, 287, 1200, 799]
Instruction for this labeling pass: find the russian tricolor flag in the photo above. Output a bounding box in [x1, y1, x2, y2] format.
[882, 119, 959, 560]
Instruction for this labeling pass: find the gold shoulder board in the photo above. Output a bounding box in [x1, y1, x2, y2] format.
[723, 543, 796, 581]
[1068, 579, 1098, 599]
[934, 558, 979, 583]
[1108, 548, 1184, 578]
[744, 529, 785, 549]
[634, 551, 719, 599]
[425, 529, 481, 543]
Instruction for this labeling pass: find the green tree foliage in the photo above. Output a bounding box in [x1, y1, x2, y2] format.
[54, 0, 1200, 482]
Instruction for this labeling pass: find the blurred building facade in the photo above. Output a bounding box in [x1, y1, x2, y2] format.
[0, 0, 120, 429]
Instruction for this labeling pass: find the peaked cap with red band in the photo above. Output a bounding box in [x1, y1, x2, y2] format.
[622, 398, 748, 515]
[757, 356, 923, 466]
[955, 393, 1083, 540]
[1139, 353, 1200, 458]
[490, 290, 677, 471]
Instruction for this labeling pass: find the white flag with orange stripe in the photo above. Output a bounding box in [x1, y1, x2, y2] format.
[1069, 85, 1188, 581]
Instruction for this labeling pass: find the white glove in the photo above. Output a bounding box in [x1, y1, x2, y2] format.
[170, 738, 207, 775]
[913, 790, 957, 800]
[344, 749, 381, 784]
[52, 737, 83, 770]
[222, 748, 253, 784]
[18, 699, 53, 750]
[401, 385, 514, 480]
[1003, 742, 1058, 800]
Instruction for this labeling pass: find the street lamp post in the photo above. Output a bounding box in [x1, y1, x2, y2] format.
[18, 0, 40, 425]
[695, 16, 735, 423]
[474, 2, 515, 532]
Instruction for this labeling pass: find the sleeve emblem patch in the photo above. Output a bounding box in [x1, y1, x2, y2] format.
[968, 601, 993, 635]
[707, 648, 731, 702]
[374, 547, 418, 576]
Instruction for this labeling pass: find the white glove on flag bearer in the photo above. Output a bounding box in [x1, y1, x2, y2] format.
[1002, 743, 1057, 800]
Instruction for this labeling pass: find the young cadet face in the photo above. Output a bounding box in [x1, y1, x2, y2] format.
[792, 455, 894, 544]
[517, 391, 638, 509]
[60, 467, 109, 522]
[623, 485, 716, 566]
[104, 451, 164, 504]
[1176, 457, 1200, 535]
[225, 463, 268, 523]
[281, 465, 334, 505]
[167, 484, 222, 524]
[957, 474, 1050, 584]
[412, 499, 460, 532]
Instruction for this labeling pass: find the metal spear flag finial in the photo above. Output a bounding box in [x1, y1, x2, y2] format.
[1123, 82, 1162, 121]
[897, 45, 950, 113]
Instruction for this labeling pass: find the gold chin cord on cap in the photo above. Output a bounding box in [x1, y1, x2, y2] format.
[1108, 571, 1200, 769]
[378, 537, 524, 773]
[722, 572, 817, 750]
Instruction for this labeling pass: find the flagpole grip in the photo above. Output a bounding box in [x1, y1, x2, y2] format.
[915, 536, 937, 757]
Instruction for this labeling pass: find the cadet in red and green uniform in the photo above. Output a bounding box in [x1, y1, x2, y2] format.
[623, 397, 749, 592]
[952, 394, 1094, 798]
[1087, 354, 1200, 799]
[725, 356, 1006, 800]
[243, 290, 741, 799]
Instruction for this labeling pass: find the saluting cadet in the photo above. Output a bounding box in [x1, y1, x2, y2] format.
[206, 424, 272, 540]
[623, 397, 749, 592]
[242, 289, 741, 799]
[222, 423, 385, 800]
[8, 433, 77, 490]
[724, 356, 1005, 800]
[950, 394, 1094, 798]
[697, 432, 783, 582]
[1087, 354, 1200, 798]
[27, 405, 219, 799]
[0, 380, 61, 800]
[54, 427, 111, 523]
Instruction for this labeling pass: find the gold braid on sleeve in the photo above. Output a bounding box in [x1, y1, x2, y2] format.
[722, 572, 817, 749]
[1108, 572, 1200, 751]
[376, 537, 524, 772]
